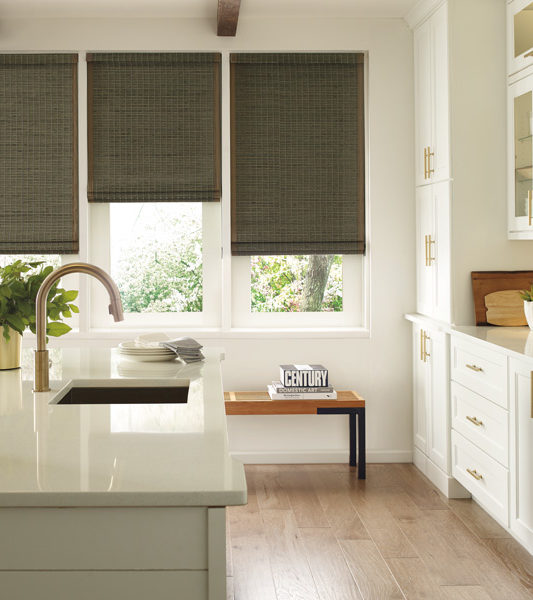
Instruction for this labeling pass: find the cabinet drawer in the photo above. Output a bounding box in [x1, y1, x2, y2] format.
[451, 382, 509, 467]
[450, 337, 507, 408]
[0, 507, 207, 570]
[451, 430, 509, 525]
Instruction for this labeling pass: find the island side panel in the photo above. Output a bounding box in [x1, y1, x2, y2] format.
[208, 507, 227, 600]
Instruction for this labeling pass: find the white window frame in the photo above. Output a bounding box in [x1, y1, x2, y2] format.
[230, 255, 366, 328]
[220, 50, 370, 333]
[89, 202, 222, 329]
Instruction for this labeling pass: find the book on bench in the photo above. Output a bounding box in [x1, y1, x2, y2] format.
[279, 364, 328, 388]
[267, 384, 337, 400]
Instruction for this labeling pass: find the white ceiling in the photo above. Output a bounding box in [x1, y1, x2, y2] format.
[0, 0, 419, 19]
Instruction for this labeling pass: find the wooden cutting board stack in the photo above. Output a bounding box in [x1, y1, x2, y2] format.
[484, 290, 526, 326]
[471, 271, 533, 326]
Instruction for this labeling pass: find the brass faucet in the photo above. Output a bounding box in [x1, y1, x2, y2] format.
[34, 262, 124, 392]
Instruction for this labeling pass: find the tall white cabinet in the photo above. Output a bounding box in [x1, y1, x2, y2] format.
[407, 0, 514, 498]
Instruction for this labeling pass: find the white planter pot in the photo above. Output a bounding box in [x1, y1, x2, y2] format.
[524, 301, 533, 330]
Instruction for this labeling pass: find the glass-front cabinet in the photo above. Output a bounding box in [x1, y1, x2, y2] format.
[508, 0, 533, 77]
[509, 73, 533, 238]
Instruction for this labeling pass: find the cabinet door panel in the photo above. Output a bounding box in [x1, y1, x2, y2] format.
[414, 18, 432, 187]
[428, 329, 449, 472]
[509, 357, 533, 553]
[508, 73, 533, 238]
[508, 0, 533, 77]
[416, 185, 434, 317]
[433, 181, 451, 322]
[430, 3, 450, 183]
[413, 324, 428, 454]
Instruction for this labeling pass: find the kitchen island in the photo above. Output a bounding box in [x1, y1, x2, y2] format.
[0, 347, 247, 600]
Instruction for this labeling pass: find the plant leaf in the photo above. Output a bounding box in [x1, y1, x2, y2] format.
[46, 321, 72, 337]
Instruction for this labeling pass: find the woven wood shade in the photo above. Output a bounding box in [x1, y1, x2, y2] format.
[87, 53, 221, 203]
[0, 54, 78, 254]
[230, 53, 365, 256]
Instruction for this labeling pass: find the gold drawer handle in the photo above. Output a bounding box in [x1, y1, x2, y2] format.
[427, 146, 434, 177]
[467, 468, 483, 481]
[466, 415, 483, 427]
[466, 364, 483, 373]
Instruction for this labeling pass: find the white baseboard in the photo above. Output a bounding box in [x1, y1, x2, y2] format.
[229, 449, 413, 464]
[413, 446, 470, 499]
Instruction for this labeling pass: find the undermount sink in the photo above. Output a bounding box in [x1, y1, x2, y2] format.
[50, 379, 189, 405]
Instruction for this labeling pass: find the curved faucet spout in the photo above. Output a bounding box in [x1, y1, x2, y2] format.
[34, 262, 124, 392]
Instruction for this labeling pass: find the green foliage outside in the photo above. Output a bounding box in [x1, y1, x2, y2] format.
[0, 259, 78, 341]
[111, 204, 203, 313]
[251, 255, 343, 312]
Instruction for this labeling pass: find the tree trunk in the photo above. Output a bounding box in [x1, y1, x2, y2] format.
[301, 255, 335, 312]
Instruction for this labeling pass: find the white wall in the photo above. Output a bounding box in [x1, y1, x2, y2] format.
[7, 16, 416, 463]
[450, 0, 533, 326]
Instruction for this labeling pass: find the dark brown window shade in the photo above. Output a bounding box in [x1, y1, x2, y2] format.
[0, 54, 79, 254]
[87, 53, 221, 203]
[230, 53, 365, 256]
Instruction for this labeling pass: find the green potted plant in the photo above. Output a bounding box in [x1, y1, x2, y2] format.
[519, 285, 533, 330]
[0, 260, 79, 370]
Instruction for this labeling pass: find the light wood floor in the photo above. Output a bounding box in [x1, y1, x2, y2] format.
[226, 463, 533, 600]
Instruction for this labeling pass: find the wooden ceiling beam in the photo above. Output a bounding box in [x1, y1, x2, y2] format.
[217, 0, 241, 36]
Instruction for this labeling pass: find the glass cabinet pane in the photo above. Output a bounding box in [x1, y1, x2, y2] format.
[515, 3, 533, 59]
[515, 91, 533, 219]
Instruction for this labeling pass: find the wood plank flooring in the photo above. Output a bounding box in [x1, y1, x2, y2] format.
[226, 464, 533, 600]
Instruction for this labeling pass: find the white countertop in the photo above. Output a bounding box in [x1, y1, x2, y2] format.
[405, 313, 533, 363]
[0, 347, 247, 508]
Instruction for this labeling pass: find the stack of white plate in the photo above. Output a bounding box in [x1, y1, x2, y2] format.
[118, 341, 177, 362]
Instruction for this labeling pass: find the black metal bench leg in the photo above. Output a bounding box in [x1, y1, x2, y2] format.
[357, 408, 366, 479]
[349, 410, 357, 467]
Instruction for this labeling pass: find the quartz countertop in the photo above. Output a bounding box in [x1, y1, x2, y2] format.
[405, 313, 533, 362]
[0, 347, 247, 508]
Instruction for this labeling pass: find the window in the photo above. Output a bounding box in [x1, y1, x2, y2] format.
[251, 255, 343, 313]
[110, 204, 202, 314]
[0, 54, 79, 254]
[90, 201, 220, 328]
[230, 52, 367, 328]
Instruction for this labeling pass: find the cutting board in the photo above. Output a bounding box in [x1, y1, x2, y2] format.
[471, 271, 533, 325]
[485, 290, 526, 326]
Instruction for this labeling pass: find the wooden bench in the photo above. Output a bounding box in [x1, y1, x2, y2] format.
[224, 390, 366, 479]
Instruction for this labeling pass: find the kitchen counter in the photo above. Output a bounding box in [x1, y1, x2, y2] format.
[0, 347, 247, 508]
[405, 313, 533, 362]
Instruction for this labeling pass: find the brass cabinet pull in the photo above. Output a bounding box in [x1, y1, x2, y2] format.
[424, 147, 428, 179]
[424, 235, 435, 267]
[427, 146, 435, 177]
[420, 330, 430, 363]
[427, 235, 435, 265]
[423, 331, 430, 362]
[529, 191, 532, 227]
[466, 364, 483, 373]
[466, 415, 484, 427]
[466, 468, 483, 481]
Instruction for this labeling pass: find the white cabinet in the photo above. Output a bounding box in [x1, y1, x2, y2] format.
[509, 357, 533, 553]
[416, 180, 451, 322]
[508, 72, 533, 238]
[508, 0, 533, 78]
[412, 323, 455, 492]
[414, 2, 450, 187]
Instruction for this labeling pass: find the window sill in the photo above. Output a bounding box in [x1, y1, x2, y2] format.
[21, 326, 370, 345]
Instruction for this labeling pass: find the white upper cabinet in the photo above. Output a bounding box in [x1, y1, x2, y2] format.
[414, 3, 450, 187]
[508, 72, 533, 238]
[508, 0, 533, 78]
[416, 180, 451, 322]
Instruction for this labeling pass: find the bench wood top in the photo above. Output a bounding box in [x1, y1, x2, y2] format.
[224, 390, 365, 415]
